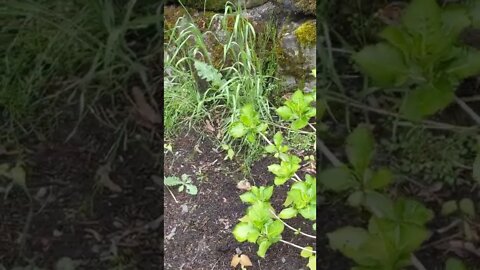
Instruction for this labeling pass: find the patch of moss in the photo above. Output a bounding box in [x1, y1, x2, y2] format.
[294, 20, 316, 47]
[294, 0, 315, 14]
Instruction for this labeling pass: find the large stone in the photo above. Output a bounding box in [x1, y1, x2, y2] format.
[170, 0, 269, 11]
[276, 20, 316, 92]
[273, 0, 315, 15]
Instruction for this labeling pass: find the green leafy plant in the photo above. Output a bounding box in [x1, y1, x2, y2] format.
[441, 198, 478, 242]
[276, 90, 316, 130]
[353, 0, 480, 120]
[163, 174, 198, 195]
[229, 104, 268, 143]
[319, 124, 394, 208]
[230, 83, 316, 269]
[328, 197, 434, 269]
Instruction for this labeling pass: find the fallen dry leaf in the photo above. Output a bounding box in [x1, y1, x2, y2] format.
[205, 120, 215, 133]
[239, 254, 253, 266]
[95, 163, 122, 193]
[231, 254, 241, 268]
[236, 180, 251, 191]
[131, 86, 161, 125]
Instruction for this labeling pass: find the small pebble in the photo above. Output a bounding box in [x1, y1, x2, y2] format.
[53, 229, 62, 237]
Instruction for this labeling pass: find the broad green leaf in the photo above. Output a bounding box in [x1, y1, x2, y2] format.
[266, 220, 284, 238]
[446, 258, 467, 270]
[401, 0, 442, 48]
[441, 6, 470, 39]
[246, 133, 256, 143]
[353, 43, 408, 87]
[379, 26, 412, 56]
[401, 80, 455, 120]
[441, 200, 458, 216]
[346, 125, 375, 175]
[265, 144, 276, 153]
[240, 192, 257, 204]
[307, 255, 316, 270]
[278, 207, 298, 219]
[256, 123, 268, 133]
[459, 198, 475, 218]
[446, 49, 480, 79]
[299, 205, 316, 220]
[164, 176, 183, 186]
[328, 226, 369, 249]
[363, 191, 395, 219]
[393, 198, 434, 226]
[347, 190, 364, 207]
[233, 222, 255, 242]
[262, 186, 274, 201]
[273, 132, 283, 146]
[257, 239, 272, 258]
[319, 166, 357, 192]
[230, 122, 248, 138]
[300, 246, 314, 258]
[367, 168, 393, 190]
[185, 184, 198, 195]
[292, 117, 309, 130]
[276, 106, 293, 120]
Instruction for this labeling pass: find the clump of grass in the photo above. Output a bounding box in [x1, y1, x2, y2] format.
[164, 1, 280, 163]
[0, 0, 163, 140]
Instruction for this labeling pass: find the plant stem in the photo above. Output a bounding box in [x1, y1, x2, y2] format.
[327, 94, 478, 131]
[308, 123, 316, 131]
[259, 132, 300, 182]
[270, 209, 316, 239]
[318, 139, 342, 167]
[280, 239, 316, 254]
[411, 255, 426, 270]
[455, 96, 480, 126]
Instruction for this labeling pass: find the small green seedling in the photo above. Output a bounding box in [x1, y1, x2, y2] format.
[300, 246, 316, 270]
[441, 198, 478, 242]
[328, 197, 434, 269]
[164, 174, 198, 195]
[276, 90, 316, 130]
[353, 0, 480, 120]
[319, 124, 394, 208]
[221, 144, 235, 160]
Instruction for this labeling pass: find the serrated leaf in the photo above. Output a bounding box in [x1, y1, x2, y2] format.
[401, 80, 454, 120]
[319, 166, 357, 192]
[194, 60, 224, 86]
[353, 43, 408, 87]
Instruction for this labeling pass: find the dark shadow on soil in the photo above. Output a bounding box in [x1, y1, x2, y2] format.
[0, 116, 163, 269]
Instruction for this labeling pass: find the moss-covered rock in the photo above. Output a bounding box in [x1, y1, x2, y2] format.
[276, 20, 316, 92]
[273, 0, 315, 15]
[171, 0, 269, 11]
